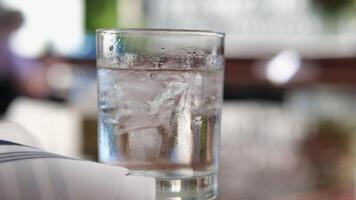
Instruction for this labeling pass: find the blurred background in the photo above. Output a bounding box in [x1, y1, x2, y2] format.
[1, 0, 356, 199]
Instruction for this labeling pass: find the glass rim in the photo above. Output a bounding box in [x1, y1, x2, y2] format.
[96, 28, 225, 38]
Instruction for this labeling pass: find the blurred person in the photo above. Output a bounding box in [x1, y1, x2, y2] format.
[0, 3, 48, 115]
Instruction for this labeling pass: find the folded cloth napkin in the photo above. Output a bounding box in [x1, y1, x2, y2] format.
[0, 122, 155, 200]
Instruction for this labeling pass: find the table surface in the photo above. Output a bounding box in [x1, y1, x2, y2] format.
[218, 143, 354, 200]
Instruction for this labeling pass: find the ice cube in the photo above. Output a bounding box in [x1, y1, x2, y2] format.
[149, 81, 188, 110]
[115, 71, 190, 134]
[116, 114, 161, 134]
[127, 127, 162, 161]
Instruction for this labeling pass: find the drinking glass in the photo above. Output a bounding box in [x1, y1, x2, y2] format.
[96, 29, 225, 199]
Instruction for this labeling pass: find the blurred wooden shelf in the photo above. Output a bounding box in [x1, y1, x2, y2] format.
[225, 57, 356, 87]
[61, 56, 356, 100]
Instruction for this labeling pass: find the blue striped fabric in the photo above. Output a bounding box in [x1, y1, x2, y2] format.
[0, 140, 25, 146]
[0, 140, 77, 163]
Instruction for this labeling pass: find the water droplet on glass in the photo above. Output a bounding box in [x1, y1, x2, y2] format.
[109, 45, 114, 51]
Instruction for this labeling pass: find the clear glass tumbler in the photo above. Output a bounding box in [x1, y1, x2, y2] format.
[96, 29, 225, 200]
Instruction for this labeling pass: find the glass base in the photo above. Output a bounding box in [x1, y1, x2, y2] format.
[155, 174, 218, 200]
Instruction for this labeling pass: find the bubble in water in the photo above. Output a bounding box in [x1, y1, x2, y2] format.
[185, 47, 193, 55]
[109, 45, 114, 51]
[208, 115, 217, 124]
[193, 116, 203, 124]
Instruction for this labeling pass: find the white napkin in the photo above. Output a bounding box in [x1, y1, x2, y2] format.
[0, 122, 155, 200]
